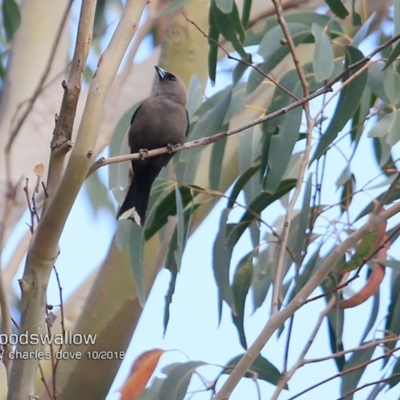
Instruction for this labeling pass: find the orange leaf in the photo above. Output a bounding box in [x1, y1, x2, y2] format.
[120, 348, 165, 400]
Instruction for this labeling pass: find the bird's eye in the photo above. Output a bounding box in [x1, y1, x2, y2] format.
[169, 74, 176, 81]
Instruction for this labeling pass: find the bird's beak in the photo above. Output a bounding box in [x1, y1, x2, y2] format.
[154, 65, 166, 80]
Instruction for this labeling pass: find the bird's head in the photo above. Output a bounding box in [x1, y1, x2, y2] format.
[153, 66, 187, 106]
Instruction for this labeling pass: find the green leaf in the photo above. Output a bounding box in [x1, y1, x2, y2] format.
[158, 0, 194, 17]
[322, 276, 345, 370]
[384, 40, 400, 71]
[231, 179, 297, 245]
[383, 66, 400, 105]
[350, 86, 372, 147]
[325, 0, 349, 19]
[174, 183, 185, 270]
[181, 89, 232, 160]
[211, 0, 247, 58]
[262, 68, 303, 193]
[208, 9, 219, 85]
[292, 175, 312, 265]
[2, 0, 21, 41]
[367, 62, 391, 104]
[241, 0, 252, 28]
[224, 354, 286, 387]
[367, 111, 395, 139]
[231, 252, 253, 349]
[351, 12, 377, 47]
[228, 165, 260, 209]
[340, 342, 377, 397]
[258, 23, 308, 59]
[252, 240, 279, 310]
[144, 184, 200, 241]
[247, 25, 311, 94]
[128, 223, 145, 305]
[311, 23, 334, 82]
[387, 109, 400, 146]
[209, 130, 228, 190]
[388, 357, 400, 388]
[213, 209, 235, 321]
[109, 104, 137, 203]
[215, 0, 233, 13]
[312, 46, 368, 161]
[385, 270, 400, 356]
[164, 205, 200, 333]
[159, 362, 207, 400]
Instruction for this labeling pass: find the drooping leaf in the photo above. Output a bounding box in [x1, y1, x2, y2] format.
[120, 349, 165, 400]
[159, 362, 207, 400]
[209, 130, 228, 189]
[164, 205, 200, 333]
[312, 46, 368, 161]
[109, 105, 137, 203]
[241, 0, 252, 28]
[215, 0, 233, 13]
[213, 209, 235, 321]
[351, 12, 377, 47]
[231, 179, 297, 246]
[384, 39, 400, 71]
[325, 0, 349, 19]
[247, 24, 311, 94]
[144, 184, 201, 241]
[231, 252, 253, 349]
[383, 66, 400, 105]
[340, 342, 377, 397]
[388, 357, 400, 388]
[228, 165, 260, 209]
[224, 354, 286, 387]
[210, 0, 247, 58]
[311, 23, 334, 82]
[208, 8, 219, 85]
[2, 0, 21, 41]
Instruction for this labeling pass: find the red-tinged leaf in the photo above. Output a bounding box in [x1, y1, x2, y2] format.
[338, 233, 389, 309]
[120, 349, 165, 400]
[336, 221, 387, 274]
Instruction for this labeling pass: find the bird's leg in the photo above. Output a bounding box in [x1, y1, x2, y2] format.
[139, 148, 148, 160]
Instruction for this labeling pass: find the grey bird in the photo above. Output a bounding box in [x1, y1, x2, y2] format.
[117, 66, 189, 226]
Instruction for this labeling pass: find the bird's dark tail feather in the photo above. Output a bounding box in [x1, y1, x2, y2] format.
[117, 163, 161, 226]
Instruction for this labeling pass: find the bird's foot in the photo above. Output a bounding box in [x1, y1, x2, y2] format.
[139, 148, 148, 160]
[166, 142, 175, 154]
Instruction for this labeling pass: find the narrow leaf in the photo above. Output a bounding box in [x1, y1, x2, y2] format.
[383, 39, 400, 71]
[224, 354, 285, 387]
[311, 23, 334, 82]
[213, 209, 235, 321]
[340, 342, 377, 397]
[312, 46, 368, 161]
[128, 223, 146, 305]
[2, 0, 21, 41]
[120, 349, 165, 400]
[325, 0, 349, 19]
[159, 362, 207, 400]
[231, 252, 253, 349]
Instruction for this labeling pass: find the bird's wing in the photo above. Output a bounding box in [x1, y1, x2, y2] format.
[130, 103, 142, 125]
[185, 109, 189, 137]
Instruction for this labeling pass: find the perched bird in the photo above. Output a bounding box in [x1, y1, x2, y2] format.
[117, 66, 189, 226]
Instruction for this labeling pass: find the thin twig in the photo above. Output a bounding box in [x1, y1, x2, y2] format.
[288, 347, 400, 400]
[182, 12, 299, 101]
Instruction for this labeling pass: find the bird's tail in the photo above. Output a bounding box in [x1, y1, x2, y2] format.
[117, 163, 161, 226]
